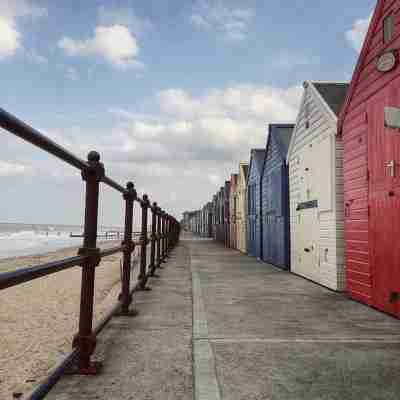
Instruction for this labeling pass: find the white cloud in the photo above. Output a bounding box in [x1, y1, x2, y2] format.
[0, 0, 47, 59]
[97, 6, 153, 37]
[0, 16, 20, 58]
[0, 83, 301, 220]
[191, 0, 255, 42]
[59, 25, 141, 69]
[345, 13, 372, 53]
[0, 161, 32, 177]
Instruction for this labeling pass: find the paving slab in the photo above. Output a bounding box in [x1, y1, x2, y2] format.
[44, 235, 400, 400]
[46, 245, 193, 400]
[187, 238, 400, 400]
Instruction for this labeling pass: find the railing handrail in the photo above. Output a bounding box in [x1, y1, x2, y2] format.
[0, 108, 89, 171]
[0, 108, 181, 400]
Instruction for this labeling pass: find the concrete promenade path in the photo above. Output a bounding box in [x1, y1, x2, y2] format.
[48, 234, 400, 400]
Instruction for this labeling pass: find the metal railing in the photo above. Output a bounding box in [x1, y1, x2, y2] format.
[0, 108, 181, 399]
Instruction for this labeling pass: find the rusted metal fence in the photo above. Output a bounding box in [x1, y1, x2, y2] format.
[0, 108, 180, 399]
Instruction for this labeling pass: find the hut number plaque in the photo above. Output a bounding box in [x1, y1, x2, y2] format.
[377, 51, 397, 73]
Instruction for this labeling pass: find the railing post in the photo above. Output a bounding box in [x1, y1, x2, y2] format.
[166, 214, 170, 256]
[138, 194, 151, 290]
[157, 207, 162, 268]
[160, 211, 166, 262]
[149, 202, 158, 277]
[118, 181, 137, 316]
[162, 213, 167, 259]
[73, 151, 104, 375]
[165, 215, 170, 254]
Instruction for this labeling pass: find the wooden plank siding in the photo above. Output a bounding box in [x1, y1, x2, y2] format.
[229, 174, 238, 249]
[287, 81, 347, 291]
[338, 0, 400, 307]
[261, 125, 293, 270]
[247, 150, 265, 259]
[236, 163, 248, 253]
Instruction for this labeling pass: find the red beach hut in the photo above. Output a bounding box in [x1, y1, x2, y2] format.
[339, 0, 400, 317]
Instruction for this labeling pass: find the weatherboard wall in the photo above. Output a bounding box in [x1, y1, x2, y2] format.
[237, 163, 248, 253]
[339, 0, 400, 316]
[287, 82, 346, 291]
[229, 174, 238, 249]
[261, 125, 293, 270]
[247, 150, 264, 259]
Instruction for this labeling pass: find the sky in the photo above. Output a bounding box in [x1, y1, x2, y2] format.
[0, 0, 376, 226]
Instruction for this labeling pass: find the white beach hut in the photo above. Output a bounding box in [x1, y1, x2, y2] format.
[287, 81, 348, 291]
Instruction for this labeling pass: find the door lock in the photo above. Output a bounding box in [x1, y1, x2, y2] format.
[386, 160, 396, 177]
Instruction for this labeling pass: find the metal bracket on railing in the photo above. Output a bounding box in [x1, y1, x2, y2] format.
[77, 247, 101, 267]
[81, 151, 105, 182]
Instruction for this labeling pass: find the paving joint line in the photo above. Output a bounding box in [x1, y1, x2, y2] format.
[188, 244, 222, 400]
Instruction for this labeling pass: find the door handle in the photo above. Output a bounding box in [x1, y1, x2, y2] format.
[387, 160, 396, 177]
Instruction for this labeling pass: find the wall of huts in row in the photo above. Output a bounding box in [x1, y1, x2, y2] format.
[183, 0, 400, 319]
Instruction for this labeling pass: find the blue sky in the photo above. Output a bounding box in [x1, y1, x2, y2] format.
[0, 0, 375, 225]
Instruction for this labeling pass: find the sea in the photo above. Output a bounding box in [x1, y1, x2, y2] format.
[0, 223, 123, 260]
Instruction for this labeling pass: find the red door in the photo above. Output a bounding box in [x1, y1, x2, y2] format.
[368, 80, 400, 317]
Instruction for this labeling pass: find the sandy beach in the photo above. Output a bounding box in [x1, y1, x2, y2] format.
[0, 242, 140, 399]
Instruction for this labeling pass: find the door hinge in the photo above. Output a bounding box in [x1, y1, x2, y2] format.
[365, 112, 368, 123]
[368, 205, 371, 217]
[366, 170, 370, 182]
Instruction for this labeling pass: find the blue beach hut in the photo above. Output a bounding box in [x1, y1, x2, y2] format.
[261, 124, 294, 270]
[247, 149, 265, 258]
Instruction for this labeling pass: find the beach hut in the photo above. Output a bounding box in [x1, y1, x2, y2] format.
[205, 201, 213, 238]
[229, 174, 238, 249]
[261, 124, 294, 270]
[212, 194, 218, 240]
[237, 162, 249, 253]
[287, 81, 348, 290]
[224, 181, 231, 247]
[216, 187, 225, 243]
[338, 0, 400, 316]
[247, 149, 266, 258]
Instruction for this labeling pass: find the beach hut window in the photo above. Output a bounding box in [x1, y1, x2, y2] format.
[384, 14, 395, 43]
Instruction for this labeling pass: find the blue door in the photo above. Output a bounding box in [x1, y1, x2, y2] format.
[261, 125, 293, 270]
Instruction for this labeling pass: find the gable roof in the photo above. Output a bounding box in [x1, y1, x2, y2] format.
[271, 124, 295, 154]
[313, 82, 349, 116]
[240, 162, 249, 181]
[249, 149, 266, 178]
[338, 0, 384, 134]
[263, 124, 294, 175]
[286, 81, 348, 164]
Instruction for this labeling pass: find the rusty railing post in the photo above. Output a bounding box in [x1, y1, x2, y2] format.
[138, 194, 151, 290]
[149, 202, 158, 277]
[156, 206, 162, 269]
[165, 214, 170, 257]
[117, 181, 137, 316]
[160, 210, 166, 263]
[165, 215, 169, 254]
[164, 212, 168, 260]
[73, 150, 104, 375]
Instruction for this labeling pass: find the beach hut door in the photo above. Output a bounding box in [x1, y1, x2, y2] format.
[368, 84, 400, 317]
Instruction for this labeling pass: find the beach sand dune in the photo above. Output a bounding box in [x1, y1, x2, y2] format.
[0, 243, 140, 399]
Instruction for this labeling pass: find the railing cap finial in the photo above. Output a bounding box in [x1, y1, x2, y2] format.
[87, 150, 100, 162]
